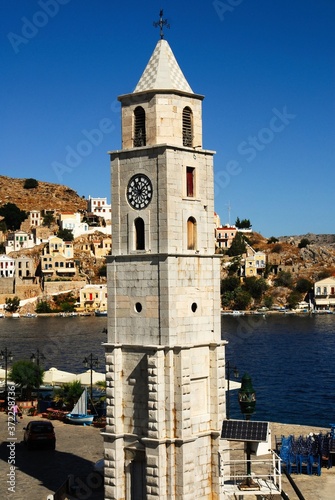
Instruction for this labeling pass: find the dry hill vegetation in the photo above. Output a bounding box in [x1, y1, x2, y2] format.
[247, 232, 335, 283]
[0, 175, 87, 212]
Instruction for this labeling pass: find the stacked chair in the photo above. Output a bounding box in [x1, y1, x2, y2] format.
[278, 430, 334, 476]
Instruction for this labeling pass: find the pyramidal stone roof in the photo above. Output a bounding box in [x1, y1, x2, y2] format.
[134, 39, 193, 94]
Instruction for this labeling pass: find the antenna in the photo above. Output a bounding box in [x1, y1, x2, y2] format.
[226, 201, 231, 226]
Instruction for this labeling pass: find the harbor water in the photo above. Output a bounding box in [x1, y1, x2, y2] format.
[1, 313, 334, 427]
[222, 313, 335, 427]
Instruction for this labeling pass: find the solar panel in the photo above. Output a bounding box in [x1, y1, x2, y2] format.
[221, 419, 269, 442]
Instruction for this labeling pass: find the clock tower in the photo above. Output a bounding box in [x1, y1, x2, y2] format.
[104, 34, 226, 500]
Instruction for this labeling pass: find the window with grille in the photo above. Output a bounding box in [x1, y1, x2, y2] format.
[134, 107, 146, 147]
[183, 107, 193, 147]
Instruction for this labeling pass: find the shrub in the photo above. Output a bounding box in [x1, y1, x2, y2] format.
[271, 243, 282, 253]
[23, 178, 38, 189]
[298, 238, 310, 249]
[267, 236, 279, 244]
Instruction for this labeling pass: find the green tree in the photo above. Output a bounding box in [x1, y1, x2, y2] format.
[52, 292, 76, 312]
[244, 277, 268, 300]
[53, 381, 83, 410]
[227, 232, 246, 257]
[235, 217, 251, 229]
[274, 271, 293, 288]
[227, 256, 242, 276]
[0, 203, 28, 230]
[263, 295, 273, 309]
[57, 228, 74, 241]
[287, 291, 301, 310]
[295, 278, 312, 293]
[5, 296, 20, 313]
[9, 361, 44, 400]
[42, 213, 55, 227]
[233, 289, 251, 310]
[221, 291, 234, 309]
[23, 178, 38, 189]
[35, 300, 52, 313]
[221, 276, 240, 294]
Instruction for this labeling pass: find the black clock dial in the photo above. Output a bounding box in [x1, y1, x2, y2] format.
[127, 174, 153, 210]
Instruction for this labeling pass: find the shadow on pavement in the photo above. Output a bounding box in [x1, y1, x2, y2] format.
[0, 439, 103, 499]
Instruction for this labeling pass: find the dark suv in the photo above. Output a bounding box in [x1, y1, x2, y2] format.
[23, 420, 56, 450]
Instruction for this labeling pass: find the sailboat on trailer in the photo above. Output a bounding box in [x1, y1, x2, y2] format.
[66, 387, 94, 425]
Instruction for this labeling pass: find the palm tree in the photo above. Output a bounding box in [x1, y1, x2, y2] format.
[53, 381, 83, 410]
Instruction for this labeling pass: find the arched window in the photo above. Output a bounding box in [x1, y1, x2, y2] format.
[182, 107, 193, 147]
[135, 217, 145, 250]
[134, 107, 146, 147]
[187, 217, 197, 250]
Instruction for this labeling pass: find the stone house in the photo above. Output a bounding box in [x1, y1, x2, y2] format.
[241, 245, 266, 277]
[87, 196, 111, 224]
[90, 236, 112, 258]
[78, 284, 107, 311]
[58, 212, 89, 239]
[15, 255, 37, 282]
[0, 254, 15, 278]
[314, 276, 335, 310]
[41, 236, 76, 279]
[215, 224, 237, 250]
[5, 230, 35, 254]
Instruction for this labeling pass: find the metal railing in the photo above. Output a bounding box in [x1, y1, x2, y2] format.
[220, 450, 282, 495]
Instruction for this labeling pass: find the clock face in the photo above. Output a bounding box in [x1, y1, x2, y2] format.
[127, 174, 153, 210]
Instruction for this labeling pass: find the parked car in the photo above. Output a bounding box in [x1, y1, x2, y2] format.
[23, 420, 56, 450]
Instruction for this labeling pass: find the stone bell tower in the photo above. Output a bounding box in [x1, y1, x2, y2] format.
[104, 23, 226, 499]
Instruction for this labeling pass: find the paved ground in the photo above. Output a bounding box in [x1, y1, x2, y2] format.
[0, 412, 104, 500]
[0, 412, 334, 499]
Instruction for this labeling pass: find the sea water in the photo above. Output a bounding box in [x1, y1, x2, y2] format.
[1, 313, 334, 427]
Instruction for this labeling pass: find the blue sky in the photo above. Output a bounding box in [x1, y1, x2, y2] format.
[1, 0, 334, 237]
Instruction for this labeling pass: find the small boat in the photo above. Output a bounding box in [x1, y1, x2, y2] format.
[23, 313, 37, 318]
[66, 387, 94, 425]
[95, 310, 107, 317]
[12, 312, 20, 318]
[221, 310, 245, 316]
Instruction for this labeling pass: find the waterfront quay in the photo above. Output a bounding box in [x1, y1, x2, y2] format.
[0, 411, 334, 499]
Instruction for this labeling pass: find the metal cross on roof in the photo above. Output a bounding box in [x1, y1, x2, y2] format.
[153, 9, 170, 39]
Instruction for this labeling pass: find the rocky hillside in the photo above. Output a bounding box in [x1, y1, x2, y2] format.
[0, 175, 87, 212]
[247, 232, 335, 282]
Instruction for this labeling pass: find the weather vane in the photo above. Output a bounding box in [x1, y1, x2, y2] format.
[153, 9, 170, 39]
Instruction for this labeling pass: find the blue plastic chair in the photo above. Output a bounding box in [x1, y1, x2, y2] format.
[287, 454, 300, 474]
[299, 454, 312, 475]
[321, 454, 332, 469]
[309, 455, 321, 476]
